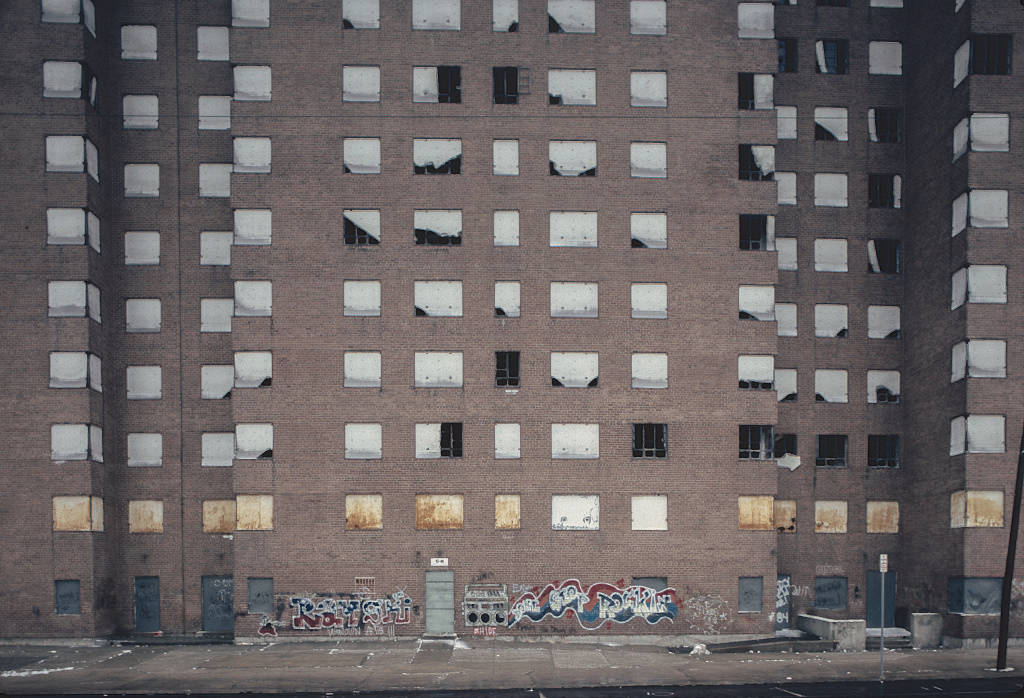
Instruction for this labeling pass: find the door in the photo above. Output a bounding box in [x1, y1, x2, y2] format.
[866, 570, 896, 628]
[425, 570, 455, 635]
[775, 574, 791, 631]
[202, 575, 234, 632]
[134, 576, 160, 633]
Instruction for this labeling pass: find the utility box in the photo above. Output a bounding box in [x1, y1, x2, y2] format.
[463, 583, 509, 626]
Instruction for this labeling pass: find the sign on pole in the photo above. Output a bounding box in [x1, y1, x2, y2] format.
[880, 554, 888, 573]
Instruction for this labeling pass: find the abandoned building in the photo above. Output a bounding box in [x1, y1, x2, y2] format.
[1, 0, 1022, 647]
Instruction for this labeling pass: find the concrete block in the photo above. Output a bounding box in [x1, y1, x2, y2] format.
[797, 614, 866, 651]
[910, 613, 941, 649]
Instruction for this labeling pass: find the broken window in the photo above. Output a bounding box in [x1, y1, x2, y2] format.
[236, 494, 274, 530]
[970, 34, 1012, 75]
[551, 352, 598, 388]
[414, 281, 463, 317]
[631, 0, 665, 35]
[413, 0, 460, 30]
[46, 135, 85, 173]
[121, 25, 157, 60]
[343, 138, 380, 174]
[493, 210, 519, 246]
[869, 41, 902, 75]
[631, 283, 667, 319]
[738, 145, 774, 180]
[631, 212, 667, 249]
[868, 434, 900, 467]
[414, 139, 461, 174]
[47, 208, 94, 247]
[344, 280, 381, 316]
[739, 425, 774, 460]
[199, 95, 231, 130]
[201, 365, 232, 399]
[42, 0, 80, 23]
[774, 499, 796, 533]
[964, 339, 1006, 378]
[776, 106, 797, 139]
[202, 500, 236, 533]
[631, 142, 667, 178]
[123, 95, 158, 129]
[495, 351, 520, 387]
[493, 139, 519, 176]
[343, 0, 379, 29]
[954, 39, 970, 87]
[493, 67, 520, 104]
[948, 578, 1002, 615]
[233, 0, 270, 27]
[548, 0, 594, 33]
[778, 38, 798, 73]
[416, 494, 464, 529]
[632, 353, 667, 389]
[969, 113, 1010, 152]
[200, 163, 232, 197]
[968, 189, 1008, 228]
[814, 304, 847, 338]
[200, 298, 233, 332]
[201, 433, 234, 466]
[125, 232, 160, 265]
[345, 423, 382, 459]
[550, 281, 598, 317]
[738, 355, 774, 390]
[49, 351, 88, 389]
[775, 303, 797, 336]
[738, 577, 763, 613]
[552, 494, 599, 530]
[55, 580, 81, 615]
[777, 172, 797, 205]
[493, 0, 518, 31]
[775, 368, 797, 401]
[344, 351, 381, 388]
[494, 423, 521, 458]
[550, 211, 597, 247]
[416, 422, 462, 458]
[126, 299, 161, 333]
[813, 576, 847, 608]
[867, 239, 901, 273]
[814, 370, 847, 403]
[814, 107, 848, 141]
[867, 370, 900, 403]
[343, 210, 379, 245]
[345, 495, 382, 530]
[868, 305, 900, 339]
[124, 164, 160, 197]
[494, 281, 520, 317]
[234, 280, 272, 316]
[867, 501, 899, 534]
[414, 352, 463, 388]
[774, 433, 797, 459]
[815, 39, 849, 74]
[737, 3, 773, 39]
[235, 424, 273, 459]
[198, 26, 229, 61]
[631, 495, 667, 530]
[549, 141, 596, 177]
[551, 423, 599, 459]
[739, 73, 774, 110]
[954, 265, 1007, 305]
[413, 66, 461, 103]
[235, 351, 272, 388]
[738, 285, 774, 321]
[814, 173, 847, 207]
[548, 69, 596, 106]
[343, 65, 380, 102]
[127, 433, 162, 467]
[868, 173, 902, 208]
[48, 281, 86, 317]
[414, 209, 462, 245]
[739, 214, 775, 250]
[737, 495, 774, 530]
[630, 71, 667, 107]
[126, 365, 161, 400]
[869, 108, 902, 143]
[951, 490, 1004, 528]
[816, 435, 848, 467]
[51, 424, 88, 461]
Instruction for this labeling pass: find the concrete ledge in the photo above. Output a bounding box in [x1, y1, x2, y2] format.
[797, 614, 865, 651]
[942, 635, 1024, 649]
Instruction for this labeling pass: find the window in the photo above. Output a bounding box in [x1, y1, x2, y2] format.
[234, 280, 272, 316]
[814, 576, 847, 609]
[344, 351, 381, 388]
[630, 142, 667, 178]
[969, 113, 1010, 152]
[494, 423, 521, 458]
[343, 0, 379, 29]
[413, 0, 460, 30]
[774, 367, 796, 401]
[550, 281, 598, 318]
[738, 285, 775, 321]
[776, 106, 797, 139]
[52, 496, 103, 532]
[416, 494, 464, 530]
[493, 140, 519, 175]
[121, 25, 157, 60]
[550, 211, 597, 246]
[201, 433, 234, 466]
[630, 71, 667, 107]
[967, 190, 1009, 228]
[737, 3, 774, 39]
[345, 494, 382, 530]
[868, 435, 900, 467]
[228, 212, 261, 243]
[633, 423, 667, 458]
[951, 490, 1004, 528]
[550, 141, 597, 176]
[493, 67, 519, 104]
[43, 61, 83, 99]
[951, 265, 1007, 308]
[814, 304, 847, 338]
[494, 281, 520, 317]
[868, 239, 901, 273]
[126, 299, 161, 333]
[738, 495, 774, 530]
[47, 279, 86, 316]
[233, 0, 270, 27]
[413, 66, 461, 103]
[414, 352, 463, 387]
[127, 433, 162, 466]
[776, 172, 796, 205]
[869, 108, 902, 143]
[970, 35, 1012, 75]
[814, 369, 847, 402]
[199, 96, 231, 130]
[234, 351, 272, 388]
[343, 138, 380, 174]
[46, 135, 85, 173]
[954, 39, 970, 87]
[815, 39, 849, 74]
[414, 210, 462, 245]
[343, 210, 380, 245]
[631, 283, 667, 319]
[868, 174, 902, 208]
[867, 370, 900, 403]
[415, 422, 463, 457]
[774, 433, 797, 459]
[738, 73, 774, 110]
[814, 107, 848, 141]
[247, 578, 274, 614]
[774, 499, 796, 532]
[631, 495, 668, 530]
[124, 164, 160, 197]
[495, 494, 521, 529]
[548, 69, 596, 105]
[632, 353, 667, 389]
[551, 352, 598, 387]
[775, 302, 796, 336]
[493, 0, 518, 31]
[495, 351, 520, 387]
[55, 580, 81, 615]
[739, 214, 774, 250]
[868, 305, 900, 339]
[816, 435, 848, 467]
[948, 578, 1001, 615]
[814, 173, 847, 207]
[738, 145, 774, 180]
[413, 139, 461, 174]
[125, 232, 159, 265]
[817, 0, 848, 5]
[343, 65, 380, 102]
[815, 501, 848, 534]
[235, 424, 273, 460]
[129, 500, 164, 533]
[51, 424, 89, 461]
[200, 298, 233, 332]
[551, 494, 599, 530]
[123, 95, 158, 129]
[738, 355, 774, 390]
[631, 212, 667, 249]
[201, 365, 232, 399]
[548, 0, 595, 33]
[630, 1, 665, 35]
[42, 0, 81, 23]
[49, 351, 89, 389]
[869, 41, 902, 75]
[236, 494, 274, 530]
[551, 423, 599, 459]
[198, 26, 229, 61]
[494, 210, 520, 246]
[126, 366, 161, 400]
[956, 415, 1005, 453]
[200, 163, 232, 197]
[778, 38, 798, 73]
[738, 577, 763, 613]
[345, 423, 382, 459]
[952, 339, 1007, 380]
[739, 425, 773, 460]
[234, 65, 272, 101]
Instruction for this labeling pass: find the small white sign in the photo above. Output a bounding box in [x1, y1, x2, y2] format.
[430, 557, 448, 567]
[879, 554, 888, 573]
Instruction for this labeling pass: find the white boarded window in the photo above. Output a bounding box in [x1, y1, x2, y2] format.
[234, 209, 272, 245]
[201, 298, 233, 332]
[125, 232, 159, 265]
[413, 0, 460, 29]
[814, 369, 847, 403]
[815, 304, 848, 338]
[631, 142, 667, 178]
[82, 0, 95, 34]
[414, 351, 463, 388]
[233, 66, 272, 101]
[123, 95, 158, 129]
[197, 26, 229, 61]
[954, 39, 969, 87]
[868, 305, 900, 339]
[87, 352, 103, 388]
[549, 141, 597, 176]
[233, 138, 271, 174]
[969, 190, 1009, 228]
[951, 268, 968, 309]
[967, 265, 1007, 304]
[85, 211, 100, 252]
[233, 0, 270, 27]
[631, 71, 667, 107]
[867, 370, 900, 403]
[47, 208, 86, 245]
[495, 281, 520, 317]
[201, 365, 233, 399]
[235, 351, 272, 388]
[413, 138, 461, 174]
[494, 210, 519, 246]
[495, 423, 521, 458]
[199, 96, 231, 130]
[815, 173, 848, 207]
[777, 172, 797, 205]
[869, 41, 902, 75]
[235, 424, 273, 459]
[776, 238, 797, 271]
[43, 61, 82, 98]
[951, 341, 967, 383]
[967, 415, 1005, 453]
[631, 212, 666, 249]
[953, 117, 969, 161]
[415, 281, 462, 317]
[48, 281, 86, 317]
[775, 302, 797, 336]
[344, 280, 381, 316]
[814, 107, 848, 141]
[493, 0, 518, 31]
[814, 238, 847, 272]
[234, 280, 272, 316]
[737, 2, 773, 39]
[121, 25, 157, 60]
[777, 106, 797, 139]
[632, 353, 667, 389]
[343, 65, 380, 102]
[547, 69, 596, 106]
[548, 0, 595, 33]
[632, 495, 667, 530]
[950, 415, 967, 455]
[201, 232, 232, 265]
[414, 210, 462, 244]
[46, 136, 84, 172]
[738, 285, 774, 321]
[631, 283, 667, 319]
[89, 425, 103, 461]
[345, 424, 382, 459]
[493, 140, 519, 175]
[343, 209, 379, 244]
[775, 368, 797, 402]
[967, 339, 1006, 378]
[85, 139, 98, 182]
[630, 0, 665, 35]
[415, 423, 441, 458]
[552, 494, 599, 530]
[124, 164, 159, 197]
[738, 355, 774, 390]
[971, 113, 1010, 152]
[125, 299, 161, 333]
[127, 433, 162, 466]
[951, 191, 969, 236]
[199, 164, 232, 197]
[742, 73, 774, 111]
[344, 351, 381, 387]
[871, 0, 903, 5]
[344, 0, 380, 28]
[86, 283, 100, 322]
[551, 352, 598, 388]
[551, 424, 598, 459]
[126, 366, 161, 400]
[202, 433, 234, 466]
[42, 0, 80, 23]
[550, 211, 597, 247]
[51, 424, 88, 461]
[551, 281, 598, 317]
[49, 352, 87, 388]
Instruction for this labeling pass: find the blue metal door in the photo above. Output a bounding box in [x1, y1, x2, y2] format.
[134, 576, 160, 633]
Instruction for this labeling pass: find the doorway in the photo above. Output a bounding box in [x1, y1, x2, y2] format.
[201, 575, 234, 632]
[424, 570, 455, 635]
[134, 576, 160, 633]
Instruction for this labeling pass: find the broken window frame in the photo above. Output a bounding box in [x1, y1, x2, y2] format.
[440, 422, 463, 457]
[774, 433, 797, 459]
[632, 423, 667, 458]
[868, 173, 901, 209]
[814, 106, 848, 142]
[738, 144, 774, 181]
[970, 34, 1012, 75]
[867, 239, 901, 274]
[777, 38, 798, 73]
[493, 66, 519, 104]
[739, 214, 774, 251]
[343, 209, 381, 245]
[868, 434, 900, 468]
[495, 351, 520, 388]
[493, 0, 518, 32]
[547, 0, 596, 34]
[869, 107, 903, 143]
[815, 434, 848, 467]
[815, 38, 849, 74]
[739, 424, 774, 460]
[413, 138, 462, 175]
[738, 73, 773, 110]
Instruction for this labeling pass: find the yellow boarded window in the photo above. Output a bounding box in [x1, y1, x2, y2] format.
[495, 494, 520, 530]
[814, 500, 847, 533]
[773, 499, 796, 533]
[202, 499, 236, 533]
[129, 500, 163, 533]
[53, 495, 92, 531]
[738, 495, 774, 530]
[346, 494, 383, 530]
[236, 494, 274, 530]
[416, 494, 463, 530]
[866, 501, 899, 533]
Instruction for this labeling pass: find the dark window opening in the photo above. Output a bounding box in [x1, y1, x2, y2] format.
[739, 214, 770, 250]
[868, 174, 899, 208]
[738, 577, 763, 613]
[739, 377, 774, 390]
[633, 423, 667, 458]
[774, 433, 797, 459]
[868, 435, 900, 468]
[495, 351, 520, 387]
[948, 577, 1002, 614]
[493, 67, 519, 104]
[632, 576, 668, 591]
[872, 108, 903, 143]
[815, 122, 838, 141]
[816, 39, 849, 74]
[814, 576, 847, 610]
[970, 34, 1012, 75]
[739, 424, 774, 460]
[817, 0, 848, 5]
[738, 145, 773, 181]
[440, 422, 462, 457]
[738, 73, 755, 109]
[437, 66, 461, 103]
[55, 579, 81, 615]
[415, 230, 462, 245]
[869, 239, 901, 273]
[778, 38, 798, 73]
[344, 218, 380, 245]
[414, 156, 461, 175]
[816, 434, 848, 467]
[875, 386, 900, 403]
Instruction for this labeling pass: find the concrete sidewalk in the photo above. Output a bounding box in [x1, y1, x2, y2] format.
[1, 638, 1022, 695]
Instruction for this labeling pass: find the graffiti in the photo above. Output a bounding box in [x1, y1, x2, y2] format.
[815, 564, 844, 576]
[776, 577, 791, 629]
[289, 590, 412, 632]
[464, 583, 509, 627]
[473, 626, 497, 637]
[258, 615, 278, 636]
[507, 579, 679, 629]
[681, 593, 730, 634]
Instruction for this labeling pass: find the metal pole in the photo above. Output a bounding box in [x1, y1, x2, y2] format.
[996, 420, 1024, 670]
[880, 569, 885, 683]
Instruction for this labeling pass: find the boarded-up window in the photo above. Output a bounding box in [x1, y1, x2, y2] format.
[415, 281, 462, 317]
[953, 117, 970, 161]
[814, 238, 847, 272]
[777, 172, 797, 205]
[127, 433, 162, 466]
[414, 139, 461, 174]
[775, 368, 796, 402]
[547, 69, 596, 105]
[814, 501, 847, 533]
[867, 370, 900, 403]
[343, 280, 381, 316]
[738, 495, 773, 530]
[124, 164, 159, 197]
[343, 138, 380, 174]
[866, 501, 899, 533]
[126, 299, 161, 333]
[739, 145, 774, 180]
[552, 494, 599, 529]
[737, 2, 773, 39]
[631, 212, 666, 249]
[548, 0, 594, 33]
[551, 423, 599, 459]
[344, 351, 381, 388]
[814, 304, 847, 337]
[969, 190, 1009, 228]
[201, 298, 233, 332]
[123, 95, 159, 129]
[413, 0, 460, 29]
[964, 339, 1006, 378]
[343, 65, 380, 102]
[346, 494, 383, 530]
[774, 499, 796, 533]
[814, 369, 847, 403]
[494, 210, 519, 246]
[494, 423, 520, 458]
[233, 0, 270, 27]
[632, 352, 667, 389]
[54, 579, 81, 615]
[414, 351, 463, 388]
[344, 0, 379, 28]
[550, 211, 597, 247]
[53, 496, 102, 532]
[248, 578, 273, 613]
[414, 209, 462, 245]
[495, 494, 521, 529]
[775, 303, 797, 336]
[50, 352, 87, 388]
[129, 500, 163, 533]
[970, 113, 1010, 152]
[89, 354, 102, 392]
[631, 0, 665, 34]
[549, 141, 596, 177]
[738, 577, 763, 613]
[126, 365, 161, 400]
[949, 578, 1001, 615]
[551, 352, 598, 388]
[236, 494, 273, 530]
[415, 494, 463, 529]
[738, 355, 774, 390]
[46, 208, 95, 246]
[197, 26, 229, 61]
[42, 0, 81, 23]
[234, 352, 271, 388]
[493, 0, 517, 31]
[202, 433, 235, 466]
[234, 280, 272, 316]
[46, 135, 84, 173]
[631, 495, 667, 530]
[774, 107, 795, 141]
[85, 140, 98, 182]
[199, 95, 231, 129]
[631, 142, 667, 178]
[203, 500, 236, 533]
[234, 138, 271, 174]
[814, 577, 847, 609]
[630, 71, 667, 107]
[631, 283, 667, 319]
[951, 490, 1004, 528]
[494, 281, 520, 317]
[869, 41, 902, 74]
[493, 140, 519, 175]
[43, 61, 83, 99]
[343, 209, 379, 245]
[868, 305, 900, 339]
[550, 282, 598, 317]
[966, 415, 1005, 453]
[122, 25, 157, 60]
[345, 423, 382, 459]
[814, 173, 848, 207]
[235, 424, 273, 459]
[233, 210, 271, 246]
[952, 192, 969, 236]
[950, 415, 967, 455]
[125, 232, 159, 265]
[200, 232, 232, 266]
[738, 285, 774, 321]
[415, 422, 462, 458]
[814, 107, 848, 141]
[51, 424, 88, 461]
[965, 265, 1007, 304]
[739, 73, 774, 110]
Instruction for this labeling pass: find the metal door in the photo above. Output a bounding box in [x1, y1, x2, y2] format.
[134, 576, 160, 633]
[866, 570, 896, 628]
[775, 574, 791, 631]
[202, 575, 234, 632]
[425, 570, 455, 635]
